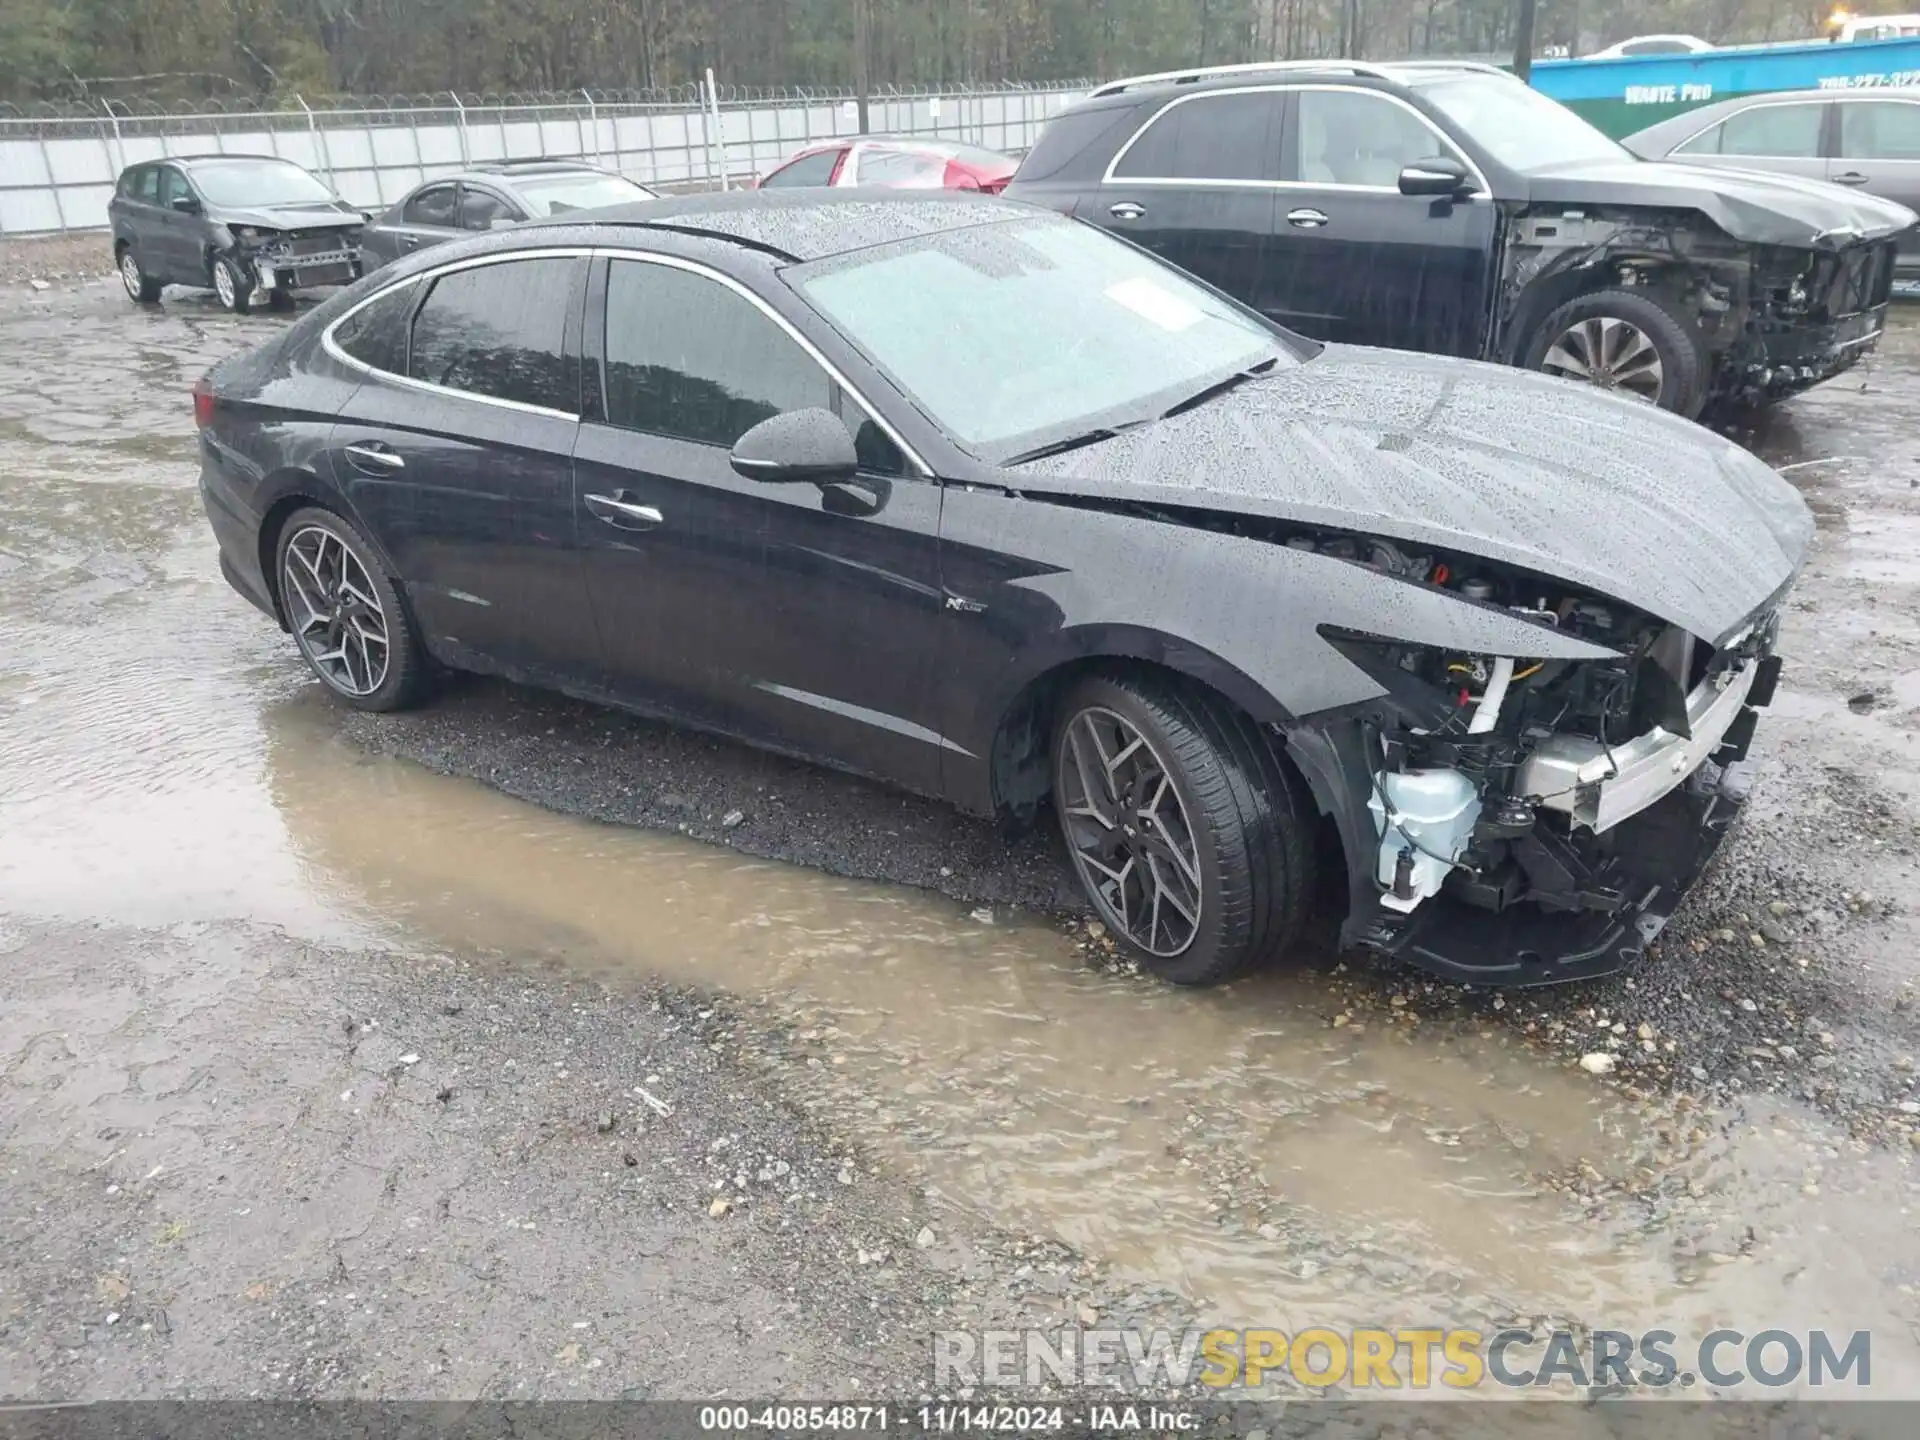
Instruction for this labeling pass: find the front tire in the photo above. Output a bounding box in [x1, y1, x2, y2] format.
[1052, 674, 1314, 986]
[274, 507, 428, 712]
[1521, 288, 1705, 416]
[211, 254, 252, 315]
[118, 244, 162, 304]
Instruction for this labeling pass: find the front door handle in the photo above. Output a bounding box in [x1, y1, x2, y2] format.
[1833, 171, 1871, 186]
[585, 491, 664, 531]
[343, 441, 405, 473]
[1108, 201, 1146, 220]
[1286, 207, 1331, 228]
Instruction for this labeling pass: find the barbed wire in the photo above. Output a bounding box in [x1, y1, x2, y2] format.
[0, 78, 1094, 132]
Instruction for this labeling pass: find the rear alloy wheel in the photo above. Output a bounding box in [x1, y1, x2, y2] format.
[118, 246, 161, 304]
[211, 255, 252, 315]
[1522, 288, 1704, 416]
[1052, 674, 1314, 986]
[275, 507, 427, 712]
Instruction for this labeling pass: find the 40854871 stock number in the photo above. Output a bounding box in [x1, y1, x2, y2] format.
[697, 1405, 1070, 1432]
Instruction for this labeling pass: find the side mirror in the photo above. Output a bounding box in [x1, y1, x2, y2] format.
[1397, 156, 1473, 197]
[170, 194, 201, 214]
[730, 408, 858, 484]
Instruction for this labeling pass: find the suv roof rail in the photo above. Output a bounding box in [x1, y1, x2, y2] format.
[1388, 59, 1512, 76]
[1088, 59, 1397, 98]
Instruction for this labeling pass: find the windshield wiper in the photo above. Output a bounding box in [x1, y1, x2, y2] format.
[1159, 356, 1279, 420]
[1002, 419, 1147, 467]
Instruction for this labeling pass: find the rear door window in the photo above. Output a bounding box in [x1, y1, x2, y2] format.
[1110, 90, 1283, 182]
[856, 146, 948, 188]
[408, 257, 580, 413]
[761, 149, 842, 188]
[1683, 103, 1826, 158]
[404, 184, 458, 228]
[1840, 101, 1920, 160]
[1293, 89, 1465, 187]
[131, 167, 160, 203]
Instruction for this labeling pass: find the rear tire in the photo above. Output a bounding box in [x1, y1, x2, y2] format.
[211, 254, 252, 315]
[274, 506, 429, 713]
[1521, 287, 1705, 417]
[1052, 673, 1314, 986]
[117, 244, 162, 304]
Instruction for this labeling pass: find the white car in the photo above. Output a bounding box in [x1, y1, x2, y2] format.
[1837, 12, 1920, 42]
[1587, 34, 1714, 58]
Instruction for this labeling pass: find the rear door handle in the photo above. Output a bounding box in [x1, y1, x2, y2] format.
[1286, 207, 1331, 228]
[343, 441, 405, 473]
[585, 491, 664, 531]
[1108, 201, 1146, 220]
[1833, 171, 1871, 185]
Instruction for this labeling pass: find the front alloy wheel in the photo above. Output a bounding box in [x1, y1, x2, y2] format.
[1058, 706, 1205, 958]
[1051, 674, 1314, 986]
[1539, 316, 1665, 403]
[211, 255, 252, 314]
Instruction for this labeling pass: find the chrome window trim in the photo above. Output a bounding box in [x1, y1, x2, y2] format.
[1101, 83, 1489, 196]
[320, 246, 594, 421]
[321, 243, 931, 475]
[1670, 97, 1831, 160]
[598, 248, 931, 478]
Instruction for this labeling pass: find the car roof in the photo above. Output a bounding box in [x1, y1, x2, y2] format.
[530, 187, 1030, 262]
[165, 154, 301, 166]
[1086, 58, 1506, 101]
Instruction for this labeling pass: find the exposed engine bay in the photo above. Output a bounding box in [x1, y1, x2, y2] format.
[1288, 529, 1782, 984]
[1498, 205, 1896, 409]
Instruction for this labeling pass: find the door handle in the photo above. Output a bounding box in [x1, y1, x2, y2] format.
[1108, 201, 1146, 220]
[1286, 207, 1331, 228]
[343, 441, 405, 473]
[399, 236, 421, 250]
[585, 491, 664, 530]
[1833, 171, 1871, 185]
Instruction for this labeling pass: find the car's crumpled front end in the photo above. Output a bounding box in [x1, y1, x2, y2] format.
[216, 204, 367, 293]
[1301, 549, 1786, 985]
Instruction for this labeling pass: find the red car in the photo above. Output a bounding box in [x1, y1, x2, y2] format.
[754, 137, 1016, 193]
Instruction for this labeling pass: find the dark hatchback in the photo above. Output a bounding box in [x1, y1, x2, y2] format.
[110, 155, 365, 314]
[195, 191, 1808, 988]
[1006, 60, 1914, 415]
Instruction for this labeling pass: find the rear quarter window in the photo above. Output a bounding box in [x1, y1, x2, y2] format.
[331, 282, 420, 375]
[1014, 105, 1142, 182]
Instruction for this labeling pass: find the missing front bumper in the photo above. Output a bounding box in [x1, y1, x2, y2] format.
[1365, 758, 1749, 987]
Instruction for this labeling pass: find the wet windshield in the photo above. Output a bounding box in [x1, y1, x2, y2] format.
[793, 216, 1299, 455]
[187, 159, 337, 207]
[514, 173, 654, 215]
[1414, 74, 1630, 170]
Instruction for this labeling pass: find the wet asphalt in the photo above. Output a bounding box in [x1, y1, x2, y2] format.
[3, 251, 1920, 1409]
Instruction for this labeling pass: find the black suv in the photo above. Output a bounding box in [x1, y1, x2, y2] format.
[1006, 61, 1915, 415]
[110, 155, 365, 314]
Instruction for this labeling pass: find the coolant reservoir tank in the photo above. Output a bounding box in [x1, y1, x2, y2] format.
[1366, 769, 1481, 914]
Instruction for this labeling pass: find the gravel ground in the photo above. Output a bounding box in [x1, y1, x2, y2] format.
[0, 917, 1184, 1401]
[0, 232, 114, 291]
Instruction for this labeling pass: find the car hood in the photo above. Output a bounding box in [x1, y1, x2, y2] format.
[212, 200, 365, 231]
[1003, 346, 1813, 646]
[1522, 154, 1916, 247]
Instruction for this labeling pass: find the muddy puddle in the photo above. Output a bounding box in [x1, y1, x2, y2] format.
[4, 288, 1920, 1396]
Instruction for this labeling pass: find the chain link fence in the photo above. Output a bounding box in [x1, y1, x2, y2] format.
[0, 81, 1090, 235]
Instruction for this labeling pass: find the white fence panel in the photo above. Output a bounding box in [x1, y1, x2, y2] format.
[0, 83, 1088, 234]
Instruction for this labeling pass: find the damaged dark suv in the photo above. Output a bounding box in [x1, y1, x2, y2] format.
[1006, 61, 1915, 415]
[194, 192, 1808, 990]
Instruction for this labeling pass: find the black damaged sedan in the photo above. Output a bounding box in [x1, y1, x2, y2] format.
[194, 190, 1809, 988]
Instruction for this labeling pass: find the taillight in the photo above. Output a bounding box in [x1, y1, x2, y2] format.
[192, 376, 215, 429]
